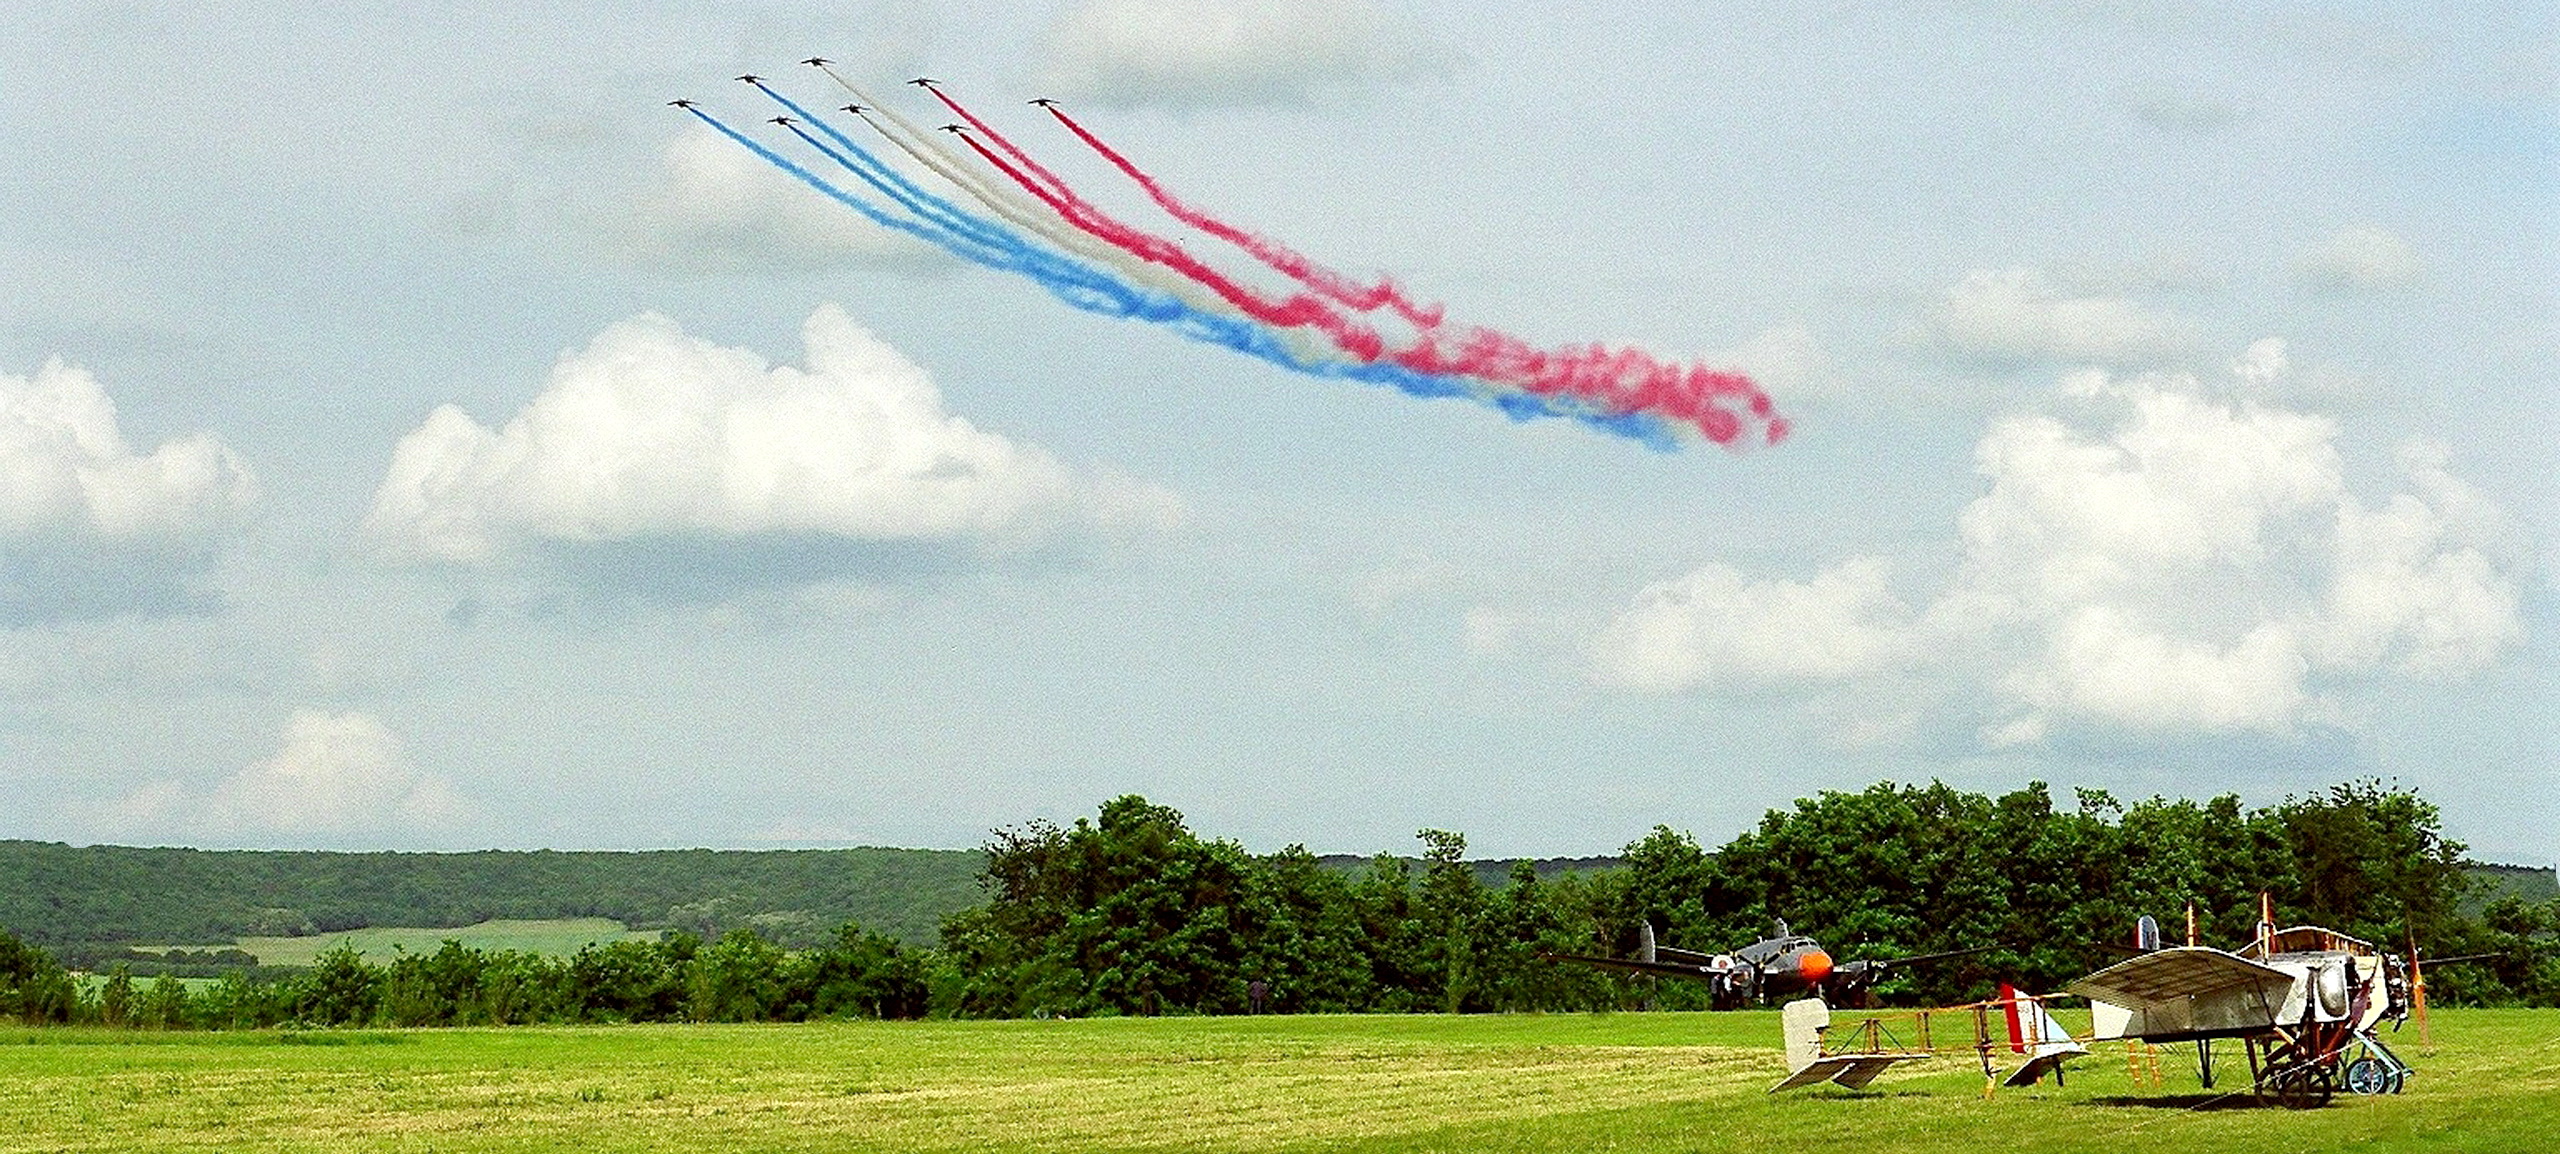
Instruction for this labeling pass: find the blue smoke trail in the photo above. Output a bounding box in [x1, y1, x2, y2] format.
[753, 86, 1020, 254]
[688, 105, 1673, 448]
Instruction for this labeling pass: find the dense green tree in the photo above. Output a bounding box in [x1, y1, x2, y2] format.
[99, 965, 135, 1027]
[142, 974, 192, 1029]
[801, 921, 932, 1020]
[293, 947, 382, 1026]
[1231, 846, 1375, 1013]
[0, 930, 78, 1025]
[943, 796, 1257, 1017]
[688, 928, 789, 1022]
[2274, 780, 2474, 949]
[567, 935, 696, 1023]
[197, 969, 289, 1029]
[1414, 829, 1482, 1013]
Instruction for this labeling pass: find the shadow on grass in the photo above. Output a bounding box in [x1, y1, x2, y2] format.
[2077, 1093, 2285, 1111]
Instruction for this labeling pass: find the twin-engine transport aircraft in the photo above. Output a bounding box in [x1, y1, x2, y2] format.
[1544, 919, 1992, 1009]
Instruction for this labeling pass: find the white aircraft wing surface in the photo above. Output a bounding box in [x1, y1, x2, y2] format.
[1770, 1052, 1926, 1092]
[2064, 946, 2292, 1008]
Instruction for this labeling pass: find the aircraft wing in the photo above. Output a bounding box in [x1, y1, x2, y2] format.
[2063, 946, 2292, 1009]
[2001, 1051, 2074, 1088]
[1876, 944, 1999, 968]
[1652, 944, 1720, 967]
[1539, 951, 1722, 982]
[1770, 1052, 1925, 1092]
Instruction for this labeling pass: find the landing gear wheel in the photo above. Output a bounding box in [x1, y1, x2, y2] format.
[2271, 1064, 2329, 1109]
[2345, 1058, 2389, 1095]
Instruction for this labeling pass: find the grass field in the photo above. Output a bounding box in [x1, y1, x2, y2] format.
[3, 1009, 2551, 1153]
[137, 918, 659, 967]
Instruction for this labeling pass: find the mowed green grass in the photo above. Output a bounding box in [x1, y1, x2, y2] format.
[2, 1010, 2552, 1154]
[138, 918, 657, 967]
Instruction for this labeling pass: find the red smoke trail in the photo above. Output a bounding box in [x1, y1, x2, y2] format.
[1040, 104, 1443, 328]
[931, 85, 1784, 445]
[937, 112, 1394, 362]
[1029, 103, 1780, 442]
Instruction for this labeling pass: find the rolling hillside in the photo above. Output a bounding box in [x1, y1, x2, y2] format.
[0, 841, 985, 951]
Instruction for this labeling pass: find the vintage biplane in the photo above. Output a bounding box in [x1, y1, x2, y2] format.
[2062, 897, 2430, 1107]
[1769, 984, 2088, 1093]
[1544, 919, 1992, 1009]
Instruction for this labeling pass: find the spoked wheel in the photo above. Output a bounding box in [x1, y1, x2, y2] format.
[2271, 1064, 2316, 1109]
[2267, 1058, 2334, 1109]
[2345, 1057, 2390, 1095]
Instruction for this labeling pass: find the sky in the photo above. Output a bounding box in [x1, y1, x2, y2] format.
[1, 1, 2552, 865]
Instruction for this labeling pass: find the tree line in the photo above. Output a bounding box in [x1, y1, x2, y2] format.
[3, 779, 2555, 1028]
[942, 782, 2558, 1015]
[0, 922, 930, 1028]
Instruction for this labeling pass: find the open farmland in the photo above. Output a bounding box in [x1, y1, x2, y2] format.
[203, 918, 658, 968]
[4, 1009, 2553, 1154]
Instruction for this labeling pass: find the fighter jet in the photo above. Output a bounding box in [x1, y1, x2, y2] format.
[737, 74, 763, 84]
[939, 124, 968, 135]
[841, 104, 866, 115]
[909, 77, 940, 87]
[667, 99, 695, 109]
[770, 116, 796, 127]
[802, 57, 831, 67]
[1029, 98, 1060, 107]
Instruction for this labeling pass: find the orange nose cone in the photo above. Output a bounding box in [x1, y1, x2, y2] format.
[1799, 950, 1834, 983]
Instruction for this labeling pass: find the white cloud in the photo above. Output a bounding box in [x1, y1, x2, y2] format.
[619, 127, 940, 276]
[1922, 267, 2197, 369]
[1589, 556, 1916, 692]
[114, 710, 469, 839]
[2294, 224, 2423, 291]
[1591, 349, 2523, 747]
[365, 305, 1179, 587]
[1037, 0, 1442, 109]
[0, 358, 254, 540]
[0, 358, 257, 622]
[2310, 443, 2522, 677]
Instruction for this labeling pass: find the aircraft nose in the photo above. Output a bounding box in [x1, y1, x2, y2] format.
[1798, 949, 1834, 983]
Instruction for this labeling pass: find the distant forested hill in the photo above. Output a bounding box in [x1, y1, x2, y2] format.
[2467, 862, 2559, 911]
[0, 841, 985, 950]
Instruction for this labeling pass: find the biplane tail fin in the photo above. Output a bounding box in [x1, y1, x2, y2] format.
[1781, 997, 1829, 1074]
[1997, 982, 2089, 1087]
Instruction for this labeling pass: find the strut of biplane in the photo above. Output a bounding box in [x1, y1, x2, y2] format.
[1770, 984, 2087, 1094]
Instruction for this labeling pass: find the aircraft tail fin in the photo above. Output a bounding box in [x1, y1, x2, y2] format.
[1780, 997, 1830, 1075]
[1998, 982, 2089, 1085]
